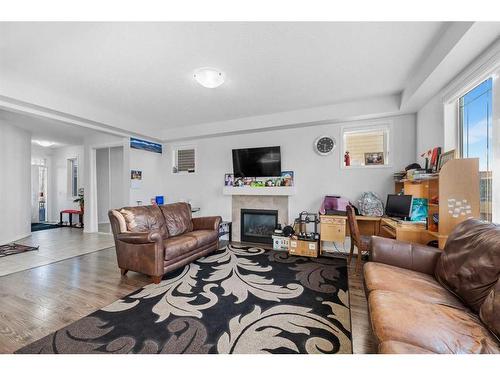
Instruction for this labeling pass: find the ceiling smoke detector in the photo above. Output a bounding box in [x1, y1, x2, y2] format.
[193, 67, 225, 88]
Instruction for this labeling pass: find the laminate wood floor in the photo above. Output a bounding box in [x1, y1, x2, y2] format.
[0, 239, 377, 354]
[0, 227, 114, 276]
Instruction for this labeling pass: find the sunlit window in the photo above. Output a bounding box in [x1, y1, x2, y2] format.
[342, 126, 389, 167]
[459, 78, 493, 221]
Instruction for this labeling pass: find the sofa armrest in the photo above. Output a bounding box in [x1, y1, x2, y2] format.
[370, 236, 442, 275]
[117, 230, 163, 245]
[192, 216, 222, 231]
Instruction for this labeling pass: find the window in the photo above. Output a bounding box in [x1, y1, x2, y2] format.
[342, 125, 390, 167]
[459, 78, 493, 221]
[172, 146, 196, 173]
[68, 158, 78, 197]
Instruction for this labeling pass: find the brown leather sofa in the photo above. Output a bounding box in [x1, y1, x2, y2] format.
[364, 218, 500, 354]
[108, 202, 221, 284]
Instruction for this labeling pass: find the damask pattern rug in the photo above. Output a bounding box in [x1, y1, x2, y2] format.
[17, 244, 352, 354]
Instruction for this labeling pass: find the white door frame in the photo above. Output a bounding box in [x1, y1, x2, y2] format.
[85, 140, 129, 233]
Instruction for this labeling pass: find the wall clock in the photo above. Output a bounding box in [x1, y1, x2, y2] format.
[314, 136, 336, 156]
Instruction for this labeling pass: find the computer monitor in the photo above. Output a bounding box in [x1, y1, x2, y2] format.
[385, 194, 413, 219]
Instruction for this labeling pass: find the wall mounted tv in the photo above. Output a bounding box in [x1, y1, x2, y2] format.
[232, 146, 281, 177]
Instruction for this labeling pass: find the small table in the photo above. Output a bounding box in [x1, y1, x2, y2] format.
[59, 209, 84, 228]
[219, 221, 232, 241]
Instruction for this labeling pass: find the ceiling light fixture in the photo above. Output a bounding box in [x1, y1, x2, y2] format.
[33, 140, 55, 148]
[193, 67, 225, 88]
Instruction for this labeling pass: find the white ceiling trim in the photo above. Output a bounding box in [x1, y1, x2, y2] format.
[160, 94, 402, 141]
[0, 95, 163, 143]
[400, 22, 500, 111]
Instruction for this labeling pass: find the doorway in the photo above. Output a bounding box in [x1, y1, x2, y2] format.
[96, 146, 125, 233]
[31, 158, 48, 225]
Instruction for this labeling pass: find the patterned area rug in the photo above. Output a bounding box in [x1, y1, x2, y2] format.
[0, 243, 38, 258]
[17, 244, 352, 354]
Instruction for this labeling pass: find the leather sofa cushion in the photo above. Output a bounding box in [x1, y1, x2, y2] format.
[187, 230, 218, 248]
[163, 230, 217, 260]
[480, 278, 500, 338]
[164, 234, 198, 260]
[364, 262, 466, 309]
[378, 341, 436, 354]
[160, 202, 193, 237]
[119, 205, 168, 238]
[435, 219, 500, 313]
[369, 290, 500, 354]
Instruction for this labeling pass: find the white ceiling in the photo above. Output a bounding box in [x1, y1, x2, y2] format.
[0, 109, 106, 147]
[0, 22, 446, 134]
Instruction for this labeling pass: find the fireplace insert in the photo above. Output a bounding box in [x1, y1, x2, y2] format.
[240, 208, 278, 244]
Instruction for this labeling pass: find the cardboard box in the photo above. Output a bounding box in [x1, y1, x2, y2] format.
[288, 239, 319, 257]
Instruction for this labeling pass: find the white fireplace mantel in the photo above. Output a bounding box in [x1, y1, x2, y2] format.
[222, 186, 295, 196]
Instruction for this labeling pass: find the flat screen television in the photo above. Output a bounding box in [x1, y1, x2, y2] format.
[385, 194, 413, 219]
[232, 146, 281, 177]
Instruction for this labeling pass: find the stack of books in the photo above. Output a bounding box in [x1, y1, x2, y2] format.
[393, 171, 406, 182]
[406, 169, 439, 181]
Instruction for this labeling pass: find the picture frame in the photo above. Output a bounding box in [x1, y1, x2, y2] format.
[437, 149, 455, 171]
[364, 152, 384, 165]
[280, 171, 294, 186]
[224, 173, 234, 186]
[130, 170, 142, 189]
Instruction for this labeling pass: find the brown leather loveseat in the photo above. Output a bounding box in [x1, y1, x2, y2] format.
[108, 202, 221, 284]
[364, 219, 499, 354]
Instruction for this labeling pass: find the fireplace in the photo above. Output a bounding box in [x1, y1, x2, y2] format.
[240, 209, 278, 244]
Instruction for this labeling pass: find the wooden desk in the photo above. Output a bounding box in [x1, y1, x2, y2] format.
[319, 215, 380, 252]
[320, 215, 446, 252]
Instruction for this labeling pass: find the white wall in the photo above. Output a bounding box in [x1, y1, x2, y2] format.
[129, 147, 168, 206]
[109, 146, 124, 211]
[163, 114, 416, 223]
[48, 145, 84, 222]
[95, 146, 125, 224]
[83, 133, 166, 231]
[83, 132, 126, 232]
[416, 94, 445, 165]
[96, 148, 110, 223]
[0, 122, 31, 243]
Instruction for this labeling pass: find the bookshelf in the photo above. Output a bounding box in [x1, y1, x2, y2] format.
[395, 158, 480, 249]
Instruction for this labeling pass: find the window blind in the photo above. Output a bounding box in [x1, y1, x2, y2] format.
[176, 148, 195, 172]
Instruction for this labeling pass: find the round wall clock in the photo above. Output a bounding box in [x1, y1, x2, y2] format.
[314, 136, 336, 156]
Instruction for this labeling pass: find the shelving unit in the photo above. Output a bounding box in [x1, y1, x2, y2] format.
[395, 158, 479, 248]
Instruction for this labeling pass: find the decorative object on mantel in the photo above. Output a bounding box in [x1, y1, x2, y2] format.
[224, 173, 234, 186]
[279, 171, 294, 186]
[225, 170, 294, 190]
[314, 135, 336, 156]
[243, 177, 255, 186]
[0, 243, 39, 258]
